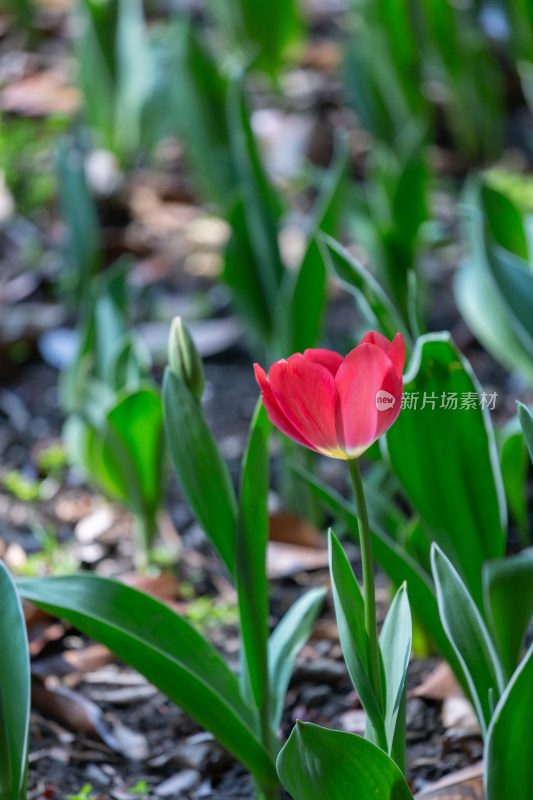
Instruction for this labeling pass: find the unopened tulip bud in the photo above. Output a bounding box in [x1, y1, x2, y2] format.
[168, 317, 205, 400]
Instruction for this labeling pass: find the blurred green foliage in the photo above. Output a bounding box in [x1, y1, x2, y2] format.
[0, 118, 68, 215]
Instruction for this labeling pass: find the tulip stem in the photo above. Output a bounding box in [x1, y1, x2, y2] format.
[347, 458, 383, 715]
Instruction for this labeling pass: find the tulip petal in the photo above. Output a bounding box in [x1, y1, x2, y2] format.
[302, 349, 344, 377]
[387, 333, 405, 380]
[269, 355, 342, 457]
[254, 364, 317, 451]
[359, 331, 392, 351]
[335, 343, 403, 458]
[359, 331, 405, 380]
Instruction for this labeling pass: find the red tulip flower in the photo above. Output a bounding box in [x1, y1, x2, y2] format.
[254, 331, 404, 459]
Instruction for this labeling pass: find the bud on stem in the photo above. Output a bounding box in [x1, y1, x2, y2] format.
[168, 317, 205, 400]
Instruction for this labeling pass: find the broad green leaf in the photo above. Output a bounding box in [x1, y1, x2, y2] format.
[328, 531, 385, 743]
[209, 0, 302, 75]
[518, 401, 533, 464]
[294, 464, 466, 692]
[162, 368, 237, 576]
[170, 23, 235, 206]
[103, 385, 164, 522]
[105, 332, 150, 393]
[277, 721, 414, 800]
[457, 208, 533, 385]
[236, 403, 270, 713]
[280, 238, 327, 355]
[226, 77, 284, 315]
[485, 641, 533, 800]
[379, 583, 411, 760]
[392, 130, 428, 249]
[344, 31, 414, 147]
[114, 0, 153, 158]
[499, 417, 529, 548]
[483, 551, 533, 678]
[487, 245, 533, 346]
[455, 256, 533, 386]
[268, 587, 326, 733]
[0, 562, 30, 800]
[320, 235, 410, 343]
[57, 140, 101, 306]
[384, 333, 506, 609]
[431, 545, 505, 736]
[224, 199, 273, 341]
[480, 183, 529, 260]
[75, 2, 117, 151]
[93, 259, 129, 383]
[17, 575, 277, 787]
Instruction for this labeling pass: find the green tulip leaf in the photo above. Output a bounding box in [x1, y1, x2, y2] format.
[17, 574, 276, 787]
[209, 0, 302, 76]
[518, 401, 533, 465]
[431, 545, 505, 735]
[225, 76, 283, 334]
[268, 587, 326, 733]
[480, 183, 529, 260]
[328, 531, 385, 742]
[483, 551, 533, 678]
[380, 583, 411, 764]
[485, 641, 533, 800]
[498, 416, 530, 547]
[163, 368, 238, 576]
[294, 464, 466, 691]
[277, 721, 414, 800]
[236, 402, 270, 712]
[320, 235, 409, 343]
[0, 562, 30, 800]
[102, 385, 164, 521]
[170, 22, 235, 206]
[456, 200, 533, 385]
[384, 332, 506, 609]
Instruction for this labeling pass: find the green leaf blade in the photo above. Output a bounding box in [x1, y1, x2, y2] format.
[0, 562, 30, 800]
[162, 368, 238, 576]
[17, 574, 277, 787]
[485, 642, 533, 800]
[379, 583, 412, 761]
[276, 722, 414, 800]
[328, 531, 383, 737]
[384, 333, 506, 608]
[483, 551, 533, 677]
[268, 587, 326, 733]
[236, 403, 270, 711]
[431, 545, 505, 735]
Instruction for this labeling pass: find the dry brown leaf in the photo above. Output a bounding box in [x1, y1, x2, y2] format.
[0, 71, 80, 116]
[266, 540, 329, 579]
[32, 644, 114, 679]
[269, 511, 323, 548]
[25, 604, 68, 657]
[441, 694, 481, 738]
[411, 662, 461, 701]
[415, 762, 484, 799]
[301, 40, 342, 73]
[31, 677, 148, 760]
